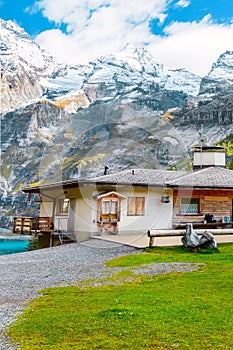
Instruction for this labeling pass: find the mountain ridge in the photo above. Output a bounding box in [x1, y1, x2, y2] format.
[1, 18, 202, 115]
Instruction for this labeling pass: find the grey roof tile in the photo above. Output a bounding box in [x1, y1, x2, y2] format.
[88, 168, 186, 186]
[166, 167, 233, 189]
[23, 167, 233, 192]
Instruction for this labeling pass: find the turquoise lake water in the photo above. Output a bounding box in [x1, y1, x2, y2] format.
[0, 238, 29, 256]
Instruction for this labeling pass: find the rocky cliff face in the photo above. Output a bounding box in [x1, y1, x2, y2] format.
[1, 19, 233, 228]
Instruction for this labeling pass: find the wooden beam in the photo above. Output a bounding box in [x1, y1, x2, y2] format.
[148, 229, 233, 247]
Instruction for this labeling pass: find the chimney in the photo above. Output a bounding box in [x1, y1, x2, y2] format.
[193, 146, 226, 170]
[103, 166, 109, 175]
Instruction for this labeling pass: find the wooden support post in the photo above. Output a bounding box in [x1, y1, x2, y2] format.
[149, 236, 154, 247]
[148, 230, 155, 247]
[52, 199, 56, 229]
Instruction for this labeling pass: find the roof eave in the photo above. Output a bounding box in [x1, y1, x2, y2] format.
[167, 185, 233, 190]
[22, 180, 165, 193]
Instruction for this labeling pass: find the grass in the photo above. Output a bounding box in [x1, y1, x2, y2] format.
[8, 244, 233, 349]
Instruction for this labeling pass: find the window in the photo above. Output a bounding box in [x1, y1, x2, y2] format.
[102, 200, 110, 215]
[127, 197, 145, 216]
[102, 200, 118, 214]
[181, 198, 199, 214]
[57, 199, 69, 215]
[100, 199, 119, 221]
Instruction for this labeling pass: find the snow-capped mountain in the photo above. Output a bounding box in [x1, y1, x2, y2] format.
[199, 51, 233, 101]
[40, 43, 202, 107]
[1, 19, 202, 115]
[0, 19, 57, 114]
[34, 44, 202, 120]
[115, 44, 201, 95]
[1, 18, 233, 118]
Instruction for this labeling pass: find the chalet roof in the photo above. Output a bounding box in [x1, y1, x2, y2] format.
[166, 167, 233, 189]
[86, 169, 186, 186]
[22, 169, 186, 193]
[22, 166, 233, 193]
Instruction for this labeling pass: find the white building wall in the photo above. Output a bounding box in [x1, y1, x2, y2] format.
[54, 216, 68, 231]
[73, 186, 173, 235]
[39, 186, 173, 235]
[40, 200, 69, 231]
[40, 201, 53, 217]
[74, 187, 97, 235]
[116, 187, 173, 234]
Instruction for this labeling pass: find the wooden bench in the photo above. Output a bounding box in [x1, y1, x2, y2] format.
[147, 227, 233, 247]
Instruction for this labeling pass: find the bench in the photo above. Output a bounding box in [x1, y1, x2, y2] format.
[147, 227, 233, 247]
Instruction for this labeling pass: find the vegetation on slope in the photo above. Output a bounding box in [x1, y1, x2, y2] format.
[216, 134, 233, 169]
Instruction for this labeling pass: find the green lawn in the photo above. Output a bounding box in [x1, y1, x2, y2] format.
[8, 244, 233, 349]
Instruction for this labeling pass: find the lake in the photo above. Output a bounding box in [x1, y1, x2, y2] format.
[0, 237, 30, 256]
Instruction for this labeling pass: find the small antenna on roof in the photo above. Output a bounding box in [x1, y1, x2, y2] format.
[197, 134, 207, 169]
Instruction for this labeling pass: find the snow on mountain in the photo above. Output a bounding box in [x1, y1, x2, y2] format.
[41, 64, 92, 100]
[40, 44, 201, 111]
[0, 19, 202, 116]
[115, 44, 201, 96]
[0, 19, 54, 72]
[199, 51, 233, 101]
[209, 51, 233, 80]
[2, 18, 233, 118]
[0, 19, 58, 114]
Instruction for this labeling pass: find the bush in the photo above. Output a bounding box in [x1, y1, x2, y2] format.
[27, 235, 38, 251]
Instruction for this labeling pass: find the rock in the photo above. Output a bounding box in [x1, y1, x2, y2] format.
[181, 223, 200, 248]
[199, 230, 217, 249]
[182, 224, 217, 249]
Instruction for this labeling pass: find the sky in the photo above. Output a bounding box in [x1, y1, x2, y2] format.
[1, 0, 233, 76]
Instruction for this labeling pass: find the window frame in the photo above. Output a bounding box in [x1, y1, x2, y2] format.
[180, 197, 200, 215]
[127, 197, 145, 216]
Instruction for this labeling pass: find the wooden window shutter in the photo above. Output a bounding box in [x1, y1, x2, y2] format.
[127, 197, 135, 215]
[127, 197, 145, 216]
[136, 197, 145, 215]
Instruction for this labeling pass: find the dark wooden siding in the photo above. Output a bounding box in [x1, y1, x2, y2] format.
[173, 189, 233, 226]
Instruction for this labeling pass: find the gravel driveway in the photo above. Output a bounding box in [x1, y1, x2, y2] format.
[0, 239, 139, 349]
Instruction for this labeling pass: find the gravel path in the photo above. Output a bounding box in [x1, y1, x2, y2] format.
[0, 239, 139, 349]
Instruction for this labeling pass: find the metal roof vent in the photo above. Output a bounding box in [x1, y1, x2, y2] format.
[103, 166, 109, 175]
